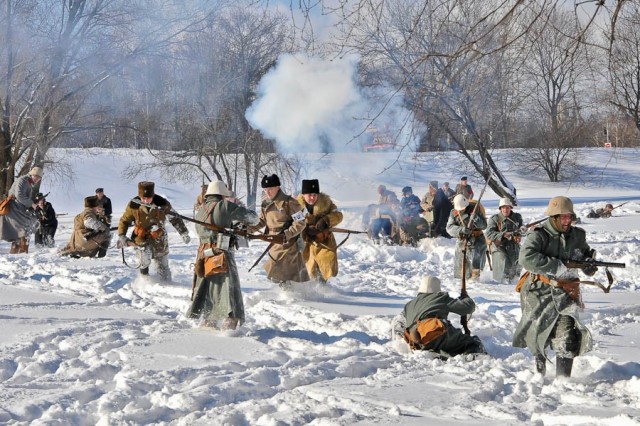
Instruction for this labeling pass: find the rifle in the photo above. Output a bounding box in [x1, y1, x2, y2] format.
[593, 201, 629, 218]
[523, 216, 547, 230]
[248, 242, 275, 272]
[130, 199, 279, 244]
[564, 259, 626, 270]
[55, 213, 68, 217]
[329, 227, 368, 249]
[459, 176, 490, 335]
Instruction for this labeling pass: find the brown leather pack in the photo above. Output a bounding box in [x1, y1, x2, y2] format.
[404, 318, 447, 349]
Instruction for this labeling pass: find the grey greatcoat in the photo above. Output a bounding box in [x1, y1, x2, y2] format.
[512, 220, 593, 359]
[403, 292, 484, 356]
[446, 202, 487, 278]
[256, 189, 309, 283]
[485, 212, 524, 282]
[187, 196, 259, 324]
[0, 175, 38, 241]
[60, 209, 111, 258]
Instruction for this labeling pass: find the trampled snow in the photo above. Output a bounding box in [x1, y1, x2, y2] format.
[0, 148, 639, 425]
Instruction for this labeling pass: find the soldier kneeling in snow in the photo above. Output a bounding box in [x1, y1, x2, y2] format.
[393, 276, 486, 357]
[60, 196, 111, 258]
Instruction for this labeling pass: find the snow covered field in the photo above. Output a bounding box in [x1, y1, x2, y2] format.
[0, 148, 639, 425]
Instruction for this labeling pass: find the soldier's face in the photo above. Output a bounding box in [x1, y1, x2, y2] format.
[559, 213, 573, 232]
[303, 193, 318, 205]
[96, 192, 104, 199]
[141, 196, 153, 204]
[263, 186, 279, 200]
[500, 206, 512, 216]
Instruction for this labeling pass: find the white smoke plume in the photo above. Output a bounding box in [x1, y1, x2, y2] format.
[246, 53, 418, 153]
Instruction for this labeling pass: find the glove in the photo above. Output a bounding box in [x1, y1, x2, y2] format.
[503, 231, 513, 241]
[582, 262, 598, 277]
[316, 218, 329, 231]
[181, 233, 191, 244]
[117, 235, 129, 248]
[305, 226, 319, 237]
[459, 228, 472, 238]
[268, 233, 286, 245]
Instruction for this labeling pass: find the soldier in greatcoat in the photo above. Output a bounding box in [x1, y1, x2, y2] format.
[441, 182, 456, 200]
[117, 181, 190, 280]
[187, 181, 259, 330]
[60, 196, 111, 258]
[513, 196, 596, 378]
[485, 198, 524, 283]
[397, 276, 486, 356]
[446, 194, 487, 280]
[253, 174, 309, 289]
[0, 166, 43, 253]
[377, 184, 399, 207]
[420, 181, 453, 238]
[454, 176, 474, 200]
[95, 188, 113, 224]
[34, 193, 58, 247]
[297, 179, 343, 284]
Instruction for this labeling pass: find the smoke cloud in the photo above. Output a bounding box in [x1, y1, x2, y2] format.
[246, 53, 418, 153]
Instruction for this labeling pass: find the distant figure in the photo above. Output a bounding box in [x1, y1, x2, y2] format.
[377, 184, 399, 207]
[421, 180, 453, 238]
[446, 194, 487, 280]
[95, 188, 113, 224]
[485, 198, 523, 283]
[363, 203, 399, 245]
[455, 176, 474, 200]
[60, 196, 111, 258]
[0, 166, 43, 253]
[34, 193, 58, 247]
[441, 182, 456, 200]
[194, 184, 207, 215]
[399, 186, 428, 246]
[587, 203, 614, 219]
[395, 276, 486, 356]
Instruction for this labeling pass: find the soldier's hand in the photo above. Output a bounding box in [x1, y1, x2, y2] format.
[268, 233, 286, 245]
[305, 226, 319, 237]
[181, 233, 191, 244]
[503, 231, 513, 240]
[459, 228, 472, 238]
[316, 218, 329, 231]
[582, 263, 598, 276]
[117, 235, 129, 248]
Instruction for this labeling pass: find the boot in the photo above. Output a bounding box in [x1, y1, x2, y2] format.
[535, 353, 547, 375]
[18, 237, 29, 253]
[140, 267, 149, 275]
[221, 317, 239, 330]
[9, 241, 19, 254]
[556, 357, 574, 378]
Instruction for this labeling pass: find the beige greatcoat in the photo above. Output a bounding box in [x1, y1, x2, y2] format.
[61, 209, 111, 258]
[257, 189, 309, 283]
[297, 193, 343, 281]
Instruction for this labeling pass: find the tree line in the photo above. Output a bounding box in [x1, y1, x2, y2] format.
[1, 0, 638, 207]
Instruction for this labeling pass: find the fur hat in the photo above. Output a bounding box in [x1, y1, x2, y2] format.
[301, 179, 320, 194]
[95, 188, 104, 193]
[401, 186, 412, 195]
[205, 180, 232, 196]
[453, 194, 469, 211]
[84, 195, 99, 208]
[429, 180, 438, 188]
[418, 276, 441, 294]
[498, 197, 513, 208]
[30, 166, 43, 177]
[138, 181, 155, 198]
[261, 174, 281, 188]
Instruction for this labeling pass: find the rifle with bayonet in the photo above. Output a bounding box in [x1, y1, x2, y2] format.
[458, 176, 490, 335]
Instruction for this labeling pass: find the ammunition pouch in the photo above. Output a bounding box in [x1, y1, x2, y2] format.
[404, 317, 447, 350]
[195, 242, 228, 278]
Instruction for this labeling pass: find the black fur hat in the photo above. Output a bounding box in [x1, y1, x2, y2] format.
[261, 174, 281, 188]
[301, 179, 319, 194]
[84, 196, 99, 208]
[138, 181, 155, 197]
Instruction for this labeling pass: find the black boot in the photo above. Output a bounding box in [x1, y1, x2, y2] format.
[140, 267, 149, 275]
[535, 354, 546, 375]
[556, 357, 574, 378]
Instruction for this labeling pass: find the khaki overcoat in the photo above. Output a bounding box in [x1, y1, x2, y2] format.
[297, 193, 343, 281]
